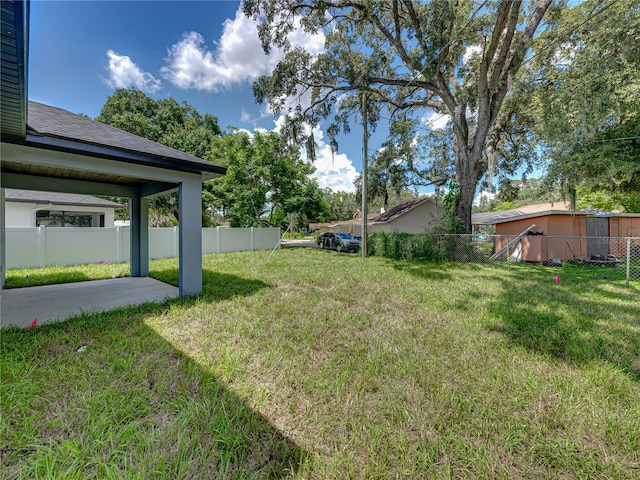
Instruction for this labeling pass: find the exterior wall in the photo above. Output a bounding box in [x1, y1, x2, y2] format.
[495, 214, 589, 262]
[608, 216, 640, 255]
[5, 202, 35, 227]
[333, 221, 363, 237]
[371, 201, 444, 234]
[5, 202, 117, 227]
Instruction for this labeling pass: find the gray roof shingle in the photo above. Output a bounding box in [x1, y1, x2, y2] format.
[4, 189, 125, 208]
[372, 197, 438, 223]
[25, 101, 225, 176]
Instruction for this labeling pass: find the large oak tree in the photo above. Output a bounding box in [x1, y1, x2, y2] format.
[244, 0, 555, 232]
[529, 0, 640, 212]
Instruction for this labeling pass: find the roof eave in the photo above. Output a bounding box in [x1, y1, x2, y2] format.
[12, 133, 226, 177]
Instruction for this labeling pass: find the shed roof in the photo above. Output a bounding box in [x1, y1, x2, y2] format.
[372, 197, 440, 224]
[4, 188, 124, 209]
[472, 209, 592, 226]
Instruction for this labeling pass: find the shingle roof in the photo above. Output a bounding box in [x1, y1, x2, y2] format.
[4, 189, 124, 208]
[372, 197, 438, 223]
[25, 101, 225, 176]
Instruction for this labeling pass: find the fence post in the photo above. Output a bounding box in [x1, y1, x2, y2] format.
[116, 226, 121, 263]
[251, 227, 255, 251]
[627, 237, 631, 288]
[38, 225, 46, 267]
[172, 226, 178, 258]
[216, 226, 221, 254]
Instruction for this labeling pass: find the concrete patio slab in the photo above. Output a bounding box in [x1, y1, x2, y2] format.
[1, 277, 179, 328]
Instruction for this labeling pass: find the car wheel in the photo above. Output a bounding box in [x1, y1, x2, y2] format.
[336, 243, 343, 252]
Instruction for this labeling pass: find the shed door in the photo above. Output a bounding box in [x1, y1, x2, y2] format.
[586, 217, 609, 257]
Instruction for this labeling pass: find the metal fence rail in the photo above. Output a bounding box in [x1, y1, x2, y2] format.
[433, 234, 640, 285]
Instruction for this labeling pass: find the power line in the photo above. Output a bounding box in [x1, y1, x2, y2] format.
[592, 135, 640, 142]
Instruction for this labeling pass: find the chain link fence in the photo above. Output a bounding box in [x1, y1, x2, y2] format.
[367, 232, 640, 286]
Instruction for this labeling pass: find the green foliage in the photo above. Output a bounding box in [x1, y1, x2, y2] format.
[318, 189, 360, 222]
[244, 0, 555, 233]
[473, 177, 568, 213]
[96, 89, 223, 225]
[530, 0, 640, 209]
[368, 232, 440, 261]
[576, 187, 640, 214]
[207, 131, 328, 229]
[96, 88, 222, 159]
[432, 180, 462, 234]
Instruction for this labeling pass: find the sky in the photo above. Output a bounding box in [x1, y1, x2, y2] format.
[28, 0, 366, 193]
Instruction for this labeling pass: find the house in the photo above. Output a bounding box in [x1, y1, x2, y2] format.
[312, 197, 445, 238]
[370, 197, 444, 234]
[472, 205, 640, 262]
[327, 214, 379, 237]
[4, 188, 124, 227]
[1, 0, 226, 306]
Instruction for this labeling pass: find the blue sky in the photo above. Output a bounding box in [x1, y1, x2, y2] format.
[28, 0, 362, 192]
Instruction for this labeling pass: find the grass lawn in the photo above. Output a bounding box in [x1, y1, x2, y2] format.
[2, 249, 639, 478]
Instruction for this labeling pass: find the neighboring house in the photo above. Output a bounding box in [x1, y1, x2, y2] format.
[472, 206, 640, 262]
[4, 189, 124, 227]
[312, 197, 445, 237]
[370, 197, 444, 234]
[329, 214, 379, 237]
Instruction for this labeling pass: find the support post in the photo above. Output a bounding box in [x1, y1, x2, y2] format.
[626, 237, 631, 288]
[178, 177, 202, 296]
[130, 194, 149, 277]
[361, 92, 368, 258]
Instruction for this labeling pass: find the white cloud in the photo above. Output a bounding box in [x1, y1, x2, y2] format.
[105, 50, 161, 93]
[161, 8, 325, 91]
[305, 126, 358, 193]
[271, 117, 357, 192]
[422, 110, 450, 130]
[463, 45, 483, 64]
[474, 190, 496, 206]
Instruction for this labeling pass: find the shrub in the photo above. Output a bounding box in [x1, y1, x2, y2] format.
[368, 232, 441, 261]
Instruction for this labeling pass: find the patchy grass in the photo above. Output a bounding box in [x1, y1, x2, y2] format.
[2, 250, 639, 478]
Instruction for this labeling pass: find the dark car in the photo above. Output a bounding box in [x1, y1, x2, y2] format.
[318, 232, 360, 253]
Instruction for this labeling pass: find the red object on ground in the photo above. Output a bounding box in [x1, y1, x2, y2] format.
[554, 276, 561, 284]
[29, 319, 38, 328]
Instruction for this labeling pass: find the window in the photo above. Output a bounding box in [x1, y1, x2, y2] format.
[36, 210, 94, 227]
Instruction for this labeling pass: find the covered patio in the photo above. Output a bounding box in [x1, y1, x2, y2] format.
[0, 0, 225, 327]
[1, 277, 179, 328]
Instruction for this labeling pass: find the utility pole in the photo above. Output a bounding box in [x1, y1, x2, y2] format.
[361, 91, 368, 258]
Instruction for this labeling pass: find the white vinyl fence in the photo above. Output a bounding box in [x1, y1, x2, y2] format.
[5, 226, 281, 269]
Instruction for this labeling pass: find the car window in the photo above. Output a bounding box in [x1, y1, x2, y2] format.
[336, 233, 351, 239]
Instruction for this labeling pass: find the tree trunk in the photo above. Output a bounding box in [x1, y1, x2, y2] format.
[454, 146, 486, 234]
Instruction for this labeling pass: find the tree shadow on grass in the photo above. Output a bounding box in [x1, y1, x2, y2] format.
[1, 271, 307, 479]
[485, 268, 640, 382]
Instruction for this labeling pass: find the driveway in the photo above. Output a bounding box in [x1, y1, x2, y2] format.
[280, 239, 319, 248]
